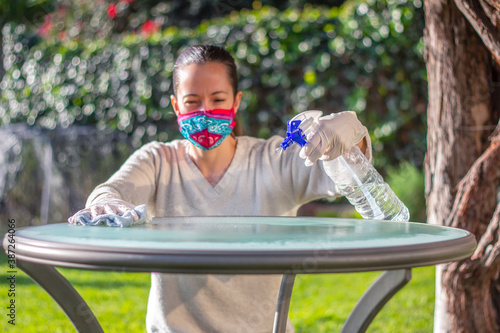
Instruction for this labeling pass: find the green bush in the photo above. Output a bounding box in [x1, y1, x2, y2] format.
[386, 161, 426, 222]
[0, 0, 427, 168]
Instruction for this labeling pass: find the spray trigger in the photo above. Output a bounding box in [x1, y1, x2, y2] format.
[280, 120, 307, 151]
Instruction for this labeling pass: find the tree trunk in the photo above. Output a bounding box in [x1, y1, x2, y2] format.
[424, 0, 500, 331]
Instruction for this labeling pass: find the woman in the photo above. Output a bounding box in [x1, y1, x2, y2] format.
[71, 44, 371, 333]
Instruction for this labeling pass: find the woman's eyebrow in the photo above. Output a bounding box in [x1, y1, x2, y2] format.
[211, 91, 228, 95]
[182, 94, 199, 99]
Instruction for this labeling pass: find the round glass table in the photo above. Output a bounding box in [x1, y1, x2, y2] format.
[4, 217, 476, 333]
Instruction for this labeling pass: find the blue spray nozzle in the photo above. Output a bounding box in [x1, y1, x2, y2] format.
[280, 119, 307, 151]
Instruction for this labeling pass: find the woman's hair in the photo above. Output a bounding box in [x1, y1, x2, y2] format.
[172, 44, 238, 97]
[172, 44, 243, 136]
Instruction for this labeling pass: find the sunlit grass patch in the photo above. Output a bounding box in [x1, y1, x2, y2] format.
[1, 254, 434, 332]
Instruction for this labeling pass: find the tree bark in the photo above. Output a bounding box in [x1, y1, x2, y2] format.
[424, 0, 500, 331]
[442, 126, 500, 332]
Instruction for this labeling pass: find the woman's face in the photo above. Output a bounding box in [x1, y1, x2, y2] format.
[171, 62, 242, 115]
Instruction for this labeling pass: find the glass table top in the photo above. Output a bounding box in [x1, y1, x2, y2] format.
[15, 216, 471, 252]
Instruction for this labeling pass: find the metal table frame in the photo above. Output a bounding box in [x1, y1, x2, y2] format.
[16, 260, 411, 333]
[5, 218, 476, 333]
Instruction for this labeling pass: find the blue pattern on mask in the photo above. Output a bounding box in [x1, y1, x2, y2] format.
[179, 114, 233, 150]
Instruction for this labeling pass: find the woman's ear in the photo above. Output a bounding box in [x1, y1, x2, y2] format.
[170, 94, 180, 115]
[233, 91, 243, 114]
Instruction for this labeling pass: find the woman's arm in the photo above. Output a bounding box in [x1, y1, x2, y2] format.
[69, 143, 160, 223]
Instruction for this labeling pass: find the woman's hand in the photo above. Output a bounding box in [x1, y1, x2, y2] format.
[299, 111, 369, 166]
[68, 200, 140, 224]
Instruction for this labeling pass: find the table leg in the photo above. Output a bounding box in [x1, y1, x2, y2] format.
[16, 259, 104, 333]
[273, 273, 296, 333]
[341, 268, 412, 333]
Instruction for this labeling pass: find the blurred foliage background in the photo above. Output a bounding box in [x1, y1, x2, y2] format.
[0, 0, 427, 221]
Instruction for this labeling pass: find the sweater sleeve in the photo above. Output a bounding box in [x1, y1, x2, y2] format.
[266, 131, 372, 206]
[263, 136, 340, 206]
[86, 142, 160, 208]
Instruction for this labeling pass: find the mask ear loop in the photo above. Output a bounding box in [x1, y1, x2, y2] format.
[229, 107, 236, 129]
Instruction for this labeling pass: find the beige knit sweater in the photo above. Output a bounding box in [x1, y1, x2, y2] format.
[86, 135, 354, 333]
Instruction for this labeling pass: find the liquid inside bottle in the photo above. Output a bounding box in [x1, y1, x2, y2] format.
[323, 146, 410, 222]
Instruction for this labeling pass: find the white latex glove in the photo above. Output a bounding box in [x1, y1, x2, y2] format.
[68, 200, 140, 224]
[299, 111, 369, 166]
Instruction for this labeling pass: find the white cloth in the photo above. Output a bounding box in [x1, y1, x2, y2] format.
[69, 204, 147, 227]
[86, 135, 364, 333]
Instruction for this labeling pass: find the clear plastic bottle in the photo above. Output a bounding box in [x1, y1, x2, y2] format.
[280, 110, 410, 222]
[323, 146, 410, 222]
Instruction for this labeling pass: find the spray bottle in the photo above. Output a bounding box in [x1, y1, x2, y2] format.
[280, 110, 409, 222]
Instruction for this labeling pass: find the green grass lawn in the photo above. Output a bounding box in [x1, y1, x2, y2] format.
[1, 253, 435, 332]
[289, 268, 435, 332]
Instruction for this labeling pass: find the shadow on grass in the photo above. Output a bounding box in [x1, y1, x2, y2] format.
[0, 269, 150, 288]
[64, 278, 150, 289]
[0, 272, 37, 285]
[0, 252, 150, 289]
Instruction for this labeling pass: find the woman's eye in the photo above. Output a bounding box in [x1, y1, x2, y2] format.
[215, 99, 225, 102]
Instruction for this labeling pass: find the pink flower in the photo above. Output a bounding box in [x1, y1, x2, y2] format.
[44, 13, 53, 23]
[37, 15, 53, 38]
[107, 3, 117, 19]
[58, 31, 67, 41]
[57, 4, 67, 18]
[141, 20, 159, 37]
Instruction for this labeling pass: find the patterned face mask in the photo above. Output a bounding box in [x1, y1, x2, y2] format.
[177, 108, 236, 150]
